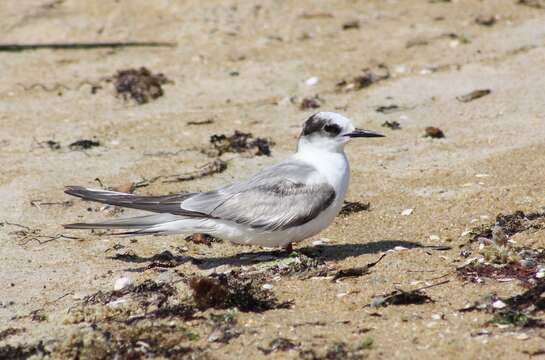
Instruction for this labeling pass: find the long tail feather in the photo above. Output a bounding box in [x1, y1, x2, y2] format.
[63, 213, 181, 230]
[64, 186, 205, 217]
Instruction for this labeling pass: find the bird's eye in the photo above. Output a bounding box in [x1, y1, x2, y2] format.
[323, 124, 341, 136]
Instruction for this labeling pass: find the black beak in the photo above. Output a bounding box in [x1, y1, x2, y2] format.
[344, 128, 385, 138]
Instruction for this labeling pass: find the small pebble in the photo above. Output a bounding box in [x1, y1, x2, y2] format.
[429, 235, 440, 241]
[305, 77, 319, 86]
[262, 284, 274, 290]
[535, 268, 545, 279]
[401, 208, 414, 216]
[492, 300, 507, 309]
[114, 277, 133, 291]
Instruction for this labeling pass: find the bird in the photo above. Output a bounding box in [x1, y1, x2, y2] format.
[64, 112, 384, 251]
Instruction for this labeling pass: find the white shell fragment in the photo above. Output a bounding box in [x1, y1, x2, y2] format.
[492, 300, 507, 309]
[401, 208, 414, 216]
[305, 76, 319, 86]
[114, 277, 133, 291]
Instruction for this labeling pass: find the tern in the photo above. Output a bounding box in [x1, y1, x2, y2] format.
[64, 112, 384, 251]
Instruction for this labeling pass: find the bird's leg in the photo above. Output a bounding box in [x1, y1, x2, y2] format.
[284, 243, 293, 254]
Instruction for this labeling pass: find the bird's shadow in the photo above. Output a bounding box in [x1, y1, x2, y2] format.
[113, 240, 433, 272]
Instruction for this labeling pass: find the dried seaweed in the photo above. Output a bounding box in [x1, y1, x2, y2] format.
[331, 254, 386, 282]
[369, 281, 448, 307]
[339, 201, 370, 216]
[189, 274, 292, 312]
[112, 67, 172, 104]
[0, 327, 25, 341]
[336, 65, 389, 92]
[206, 131, 273, 157]
[424, 127, 445, 138]
[69, 139, 100, 150]
[258, 338, 299, 354]
[299, 95, 324, 110]
[0, 341, 50, 360]
[381, 121, 401, 130]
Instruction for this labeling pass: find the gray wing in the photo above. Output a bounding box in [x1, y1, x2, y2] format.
[180, 159, 336, 231]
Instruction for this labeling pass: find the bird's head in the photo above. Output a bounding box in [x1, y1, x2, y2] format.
[298, 112, 384, 153]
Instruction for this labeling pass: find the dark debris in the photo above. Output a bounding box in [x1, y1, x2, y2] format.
[339, 201, 370, 216]
[112, 67, 172, 104]
[0, 327, 25, 341]
[258, 338, 299, 354]
[0, 341, 50, 360]
[336, 65, 389, 92]
[68, 139, 100, 150]
[189, 274, 292, 312]
[331, 254, 386, 282]
[299, 95, 324, 110]
[424, 126, 445, 138]
[206, 131, 274, 157]
[456, 89, 491, 103]
[185, 233, 222, 247]
[381, 121, 401, 130]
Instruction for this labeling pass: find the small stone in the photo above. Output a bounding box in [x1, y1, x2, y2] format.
[429, 235, 440, 241]
[114, 277, 133, 291]
[401, 208, 414, 216]
[262, 284, 273, 290]
[305, 77, 319, 86]
[492, 300, 507, 309]
[535, 268, 545, 279]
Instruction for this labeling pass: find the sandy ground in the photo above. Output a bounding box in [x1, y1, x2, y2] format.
[2, 0, 545, 359]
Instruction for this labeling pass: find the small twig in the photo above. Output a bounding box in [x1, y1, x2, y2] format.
[331, 253, 387, 282]
[0, 42, 177, 52]
[1, 221, 32, 230]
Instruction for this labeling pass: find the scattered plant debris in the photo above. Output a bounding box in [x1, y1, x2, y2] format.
[30, 199, 73, 208]
[185, 233, 222, 246]
[369, 280, 448, 307]
[299, 11, 334, 19]
[424, 126, 445, 138]
[55, 322, 200, 359]
[38, 139, 61, 150]
[0, 341, 50, 359]
[0, 327, 25, 341]
[162, 159, 227, 183]
[381, 121, 401, 130]
[68, 139, 100, 150]
[299, 95, 324, 110]
[456, 89, 491, 103]
[207, 311, 241, 343]
[458, 209, 545, 285]
[147, 250, 188, 269]
[187, 118, 215, 126]
[331, 254, 386, 282]
[342, 20, 360, 30]
[299, 342, 365, 360]
[189, 274, 291, 312]
[339, 201, 370, 216]
[461, 282, 545, 328]
[457, 263, 538, 285]
[112, 67, 172, 104]
[336, 65, 390, 92]
[518, 0, 545, 9]
[475, 15, 496, 26]
[205, 131, 273, 157]
[258, 338, 298, 354]
[375, 105, 400, 114]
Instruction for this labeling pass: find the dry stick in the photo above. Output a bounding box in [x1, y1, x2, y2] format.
[0, 42, 176, 52]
